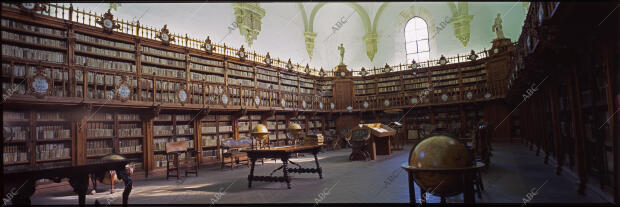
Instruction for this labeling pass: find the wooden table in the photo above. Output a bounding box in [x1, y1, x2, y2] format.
[400, 162, 485, 205]
[2, 159, 134, 207]
[242, 145, 324, 189]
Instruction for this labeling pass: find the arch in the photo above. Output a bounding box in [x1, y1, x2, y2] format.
[372, 2, 389, 33]
[308, 2, 371, 34]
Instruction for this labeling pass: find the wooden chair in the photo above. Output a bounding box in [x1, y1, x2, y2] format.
[166, 141, 198, 180]
[323, 129, 337, 151]
[221, 138, 262, 170]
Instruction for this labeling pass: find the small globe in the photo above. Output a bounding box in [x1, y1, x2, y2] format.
[288, 123, 302, 131]
[252, 124, 269, 142]
[408, 135, 472, 196]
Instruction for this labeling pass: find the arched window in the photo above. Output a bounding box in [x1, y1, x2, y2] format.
[405, 17, 430, 63]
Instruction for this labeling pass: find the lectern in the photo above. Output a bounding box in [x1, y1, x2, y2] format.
[362, 123, 396, 160]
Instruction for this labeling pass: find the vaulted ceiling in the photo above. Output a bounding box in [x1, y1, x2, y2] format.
[74, 2, 529, 70]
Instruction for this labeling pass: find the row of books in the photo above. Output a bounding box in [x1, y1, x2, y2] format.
[431, 68, 459, 75]
[190, 56, 224, 67]
[256, 68, 277, 76]
[4, 111, 28, 121]
[119, 113, 141, 121]
[378, 86, 401, 93]
[3, 126, 28, 141]
[218, 125, 233, 133]
[300, 82, 314, 88]
[36, 112, 68, 122]
[202, 135, 217, 146]
[153, 125, 173, 136]
[153, 154, 167, 167]
[141, 46, 185, 59]
[403, 74, 428, 79]
[403, 78, 429, 84]
[462, 76, 485, 83]
[378, 76, 400, 82]
[377, 81, 399, 88]
[280, 85, 296, 93]
[36, 143, 71, 161]
[4, 145, 28, 164]
[190, 62, 224, 74]
[176, 125, 194, 135]
[228, 77, 254, 87]
[356, 89, 376, 95]
[462, 69, 486, 77]
[2, 30, 67, 48]
[119, 123, 142, 137]
[155, 80, 182, 92]
[228, 69, 253, 79]
[86, 140, 113, 155]
[75, 55, 136, 73]
[405, 82, 430, 90]
[3, 44, 66, 63]
[433, 80, 459, 87]
[227, 63, 253, 72]
[36, 125, 71, 140]
[153, 138, 168, 151]
[87, 88, 115, 100]
[141, 54, 186, 68]
[431, 74, 458, 81]
[281, 79, 297, 86]
[155, 92, 181, 103]
[174, 137, 195, 149]
[75, 33, 134, 50]
[142, 65, 185, 79]
[1, 18, 66, 37]
[300, 88, 313, 94]
[176, 114, 192, 121]
[119, 139, 143, 153]
[279, 73, 296, 80]
[201, 125, 217, 133]
[257, 82, 276, 90]
[86, 123, 114, 138]
[256, 73, 278, 83]
[75, 43, 135, 59]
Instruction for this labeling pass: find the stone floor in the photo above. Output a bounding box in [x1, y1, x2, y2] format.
[29, 142, 611, 205]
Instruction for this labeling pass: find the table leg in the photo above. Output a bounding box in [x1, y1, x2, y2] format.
[407, 172, 416, 206]
[116, 168, 133, 207]
[248, 157, 256, 188]
[281, 156, 291, 189]
[9, 179, 36, 206]
[463, 172, 475, 204]
[313, 151, 323, 179]
[69, 174, 90, 207]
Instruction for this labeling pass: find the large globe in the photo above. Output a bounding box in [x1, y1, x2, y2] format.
[408, 135, 472, 196]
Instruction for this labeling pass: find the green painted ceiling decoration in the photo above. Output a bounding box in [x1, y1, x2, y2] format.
[73, 2, 527, 70]
[109, 3, 121, 12]
[448, 2, 474, 47]
[233, 3, 265, 47]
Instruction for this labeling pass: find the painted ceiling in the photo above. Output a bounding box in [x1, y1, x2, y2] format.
[74, 2, 529, 71]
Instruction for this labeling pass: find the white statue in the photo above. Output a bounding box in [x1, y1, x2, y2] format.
[492, 13, 505, 39]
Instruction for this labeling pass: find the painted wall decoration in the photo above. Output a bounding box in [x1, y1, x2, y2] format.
[447, 2, 474, 47]
[233, 3, 265, 47]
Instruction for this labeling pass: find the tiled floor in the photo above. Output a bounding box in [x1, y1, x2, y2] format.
[29, 143, 610, 205]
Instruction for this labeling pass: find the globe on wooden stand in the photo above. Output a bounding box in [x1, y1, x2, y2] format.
[401, 135, 485, 204]
[251, 124, 270, 149]
[286, 123, 303, 145]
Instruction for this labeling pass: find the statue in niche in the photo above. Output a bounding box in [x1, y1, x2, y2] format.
[338, 43, 345, 65]
[492, 13, 505, 39]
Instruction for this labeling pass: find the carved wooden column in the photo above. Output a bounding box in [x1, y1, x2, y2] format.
[549, 85, 563, 175]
